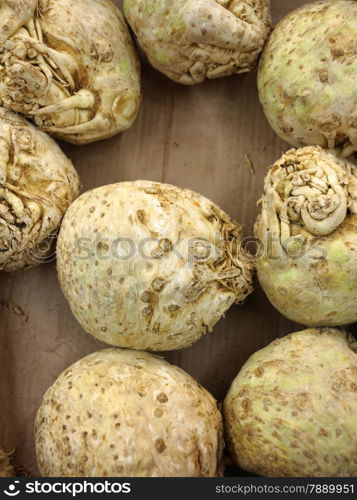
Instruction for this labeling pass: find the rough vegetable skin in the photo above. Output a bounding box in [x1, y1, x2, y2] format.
[0, 449, 15, 477]
[0, 0, 141, 144]
[124, 0, 271, 84]
[255, 146, 357, 326]
[224, 328, 357, 477]
[35, 348, 224, 477]
[0, 107, 80, 272]
[56, 180, 253, 351]
[258, 0, 357, 156]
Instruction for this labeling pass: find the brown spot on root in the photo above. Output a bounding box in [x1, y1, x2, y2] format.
[141, 291, 155, 303]
[158, 238, 172, 251]
[240, 398, 252, 418]
[152, 277, 166, 292]
[136, 210, 147, 224]
[157, 392, 168, 403]
[254, 366, 264, 377]
[141, 305, 153, 319]
[319, 70, 329, 83]
[155, 438, 166, 454]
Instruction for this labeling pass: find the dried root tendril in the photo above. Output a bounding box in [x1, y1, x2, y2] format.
[0, 449, 15, 477]
[0, 19, 93, 127]
[193, 218, 253, 302]
[259, 147, 356, 251]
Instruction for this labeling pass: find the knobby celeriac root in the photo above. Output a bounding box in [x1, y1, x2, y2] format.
[255, 146, 357, 326]
[36, 349, 224, 477]
[57, 181, 254, 351]
[0, 0, 141, 144]
[258, 0, 357, 155]
[124, 0, 271, 84]
[0, 107, 80, 272]
[224, 328, 357, 477]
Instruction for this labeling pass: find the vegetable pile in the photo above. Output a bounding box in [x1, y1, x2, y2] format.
[0, 0, 356, 480]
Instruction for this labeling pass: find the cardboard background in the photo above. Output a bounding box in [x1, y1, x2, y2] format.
[0, 0, 355, 476]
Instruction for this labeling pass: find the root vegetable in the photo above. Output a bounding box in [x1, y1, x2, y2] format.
[0, 0, 141, 145]
[124, 0, 271, 84]
[0, 449, 15, 477]
[56, 181, 253, 351]
[0, 107, 80, 272]
[35, 348, 224, 477]
[258, 0, 357, 156]
[255, 146, 357, 326]
[224, 328, 357, 477]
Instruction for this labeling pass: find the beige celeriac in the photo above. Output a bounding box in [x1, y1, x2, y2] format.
[258, 0, 357, 156]
[0, 107, 80, 272]
[255, 146, 357, 326]
[124, 0, 271, 84]
[0, 0, 141, 144]
[224, 328, 357, 477]
[36, 348, 224, 477]
[56, 180, 254, 351]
